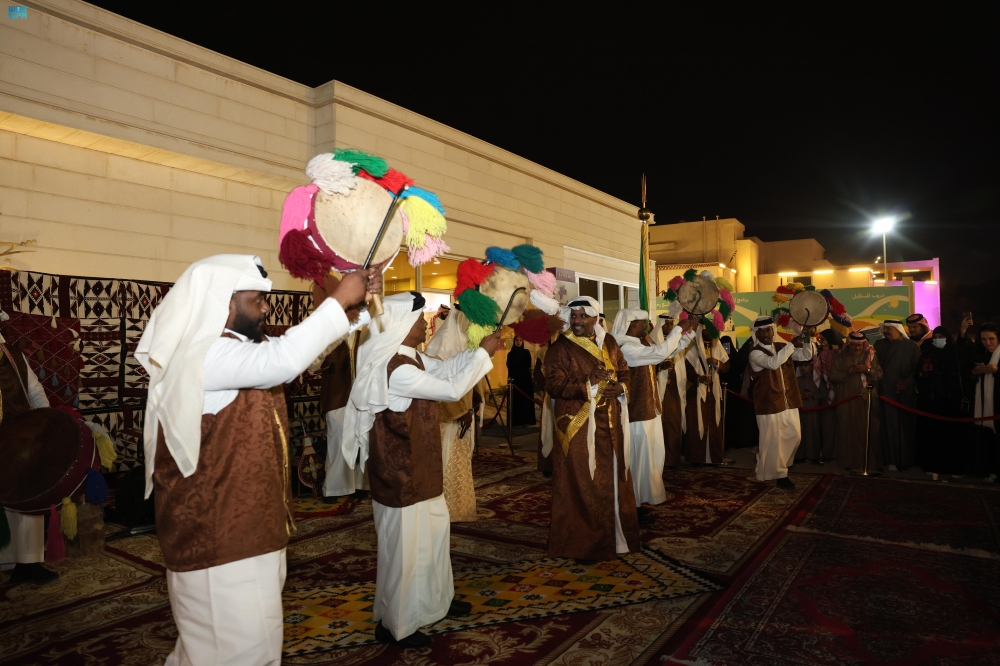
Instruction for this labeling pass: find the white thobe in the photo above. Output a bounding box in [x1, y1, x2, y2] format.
[165, 298, 350, 666]
[617, 326, 690, 506]
[749, 342, 813, 481]
[373, 345, 492, 640]
[0, 356, 50, 570]
[320, 332, 369, 497]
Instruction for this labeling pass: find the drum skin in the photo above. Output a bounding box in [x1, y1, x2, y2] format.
[789, 290, 830, 327]
[677, 274, 720, 316]
[479, 267, 531, 326]
[312, 178, 405, 270]
[0, 408, 95, 515]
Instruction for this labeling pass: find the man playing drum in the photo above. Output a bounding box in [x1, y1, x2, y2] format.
[136, 255, 379, 666]
[0, 329, 58, 585]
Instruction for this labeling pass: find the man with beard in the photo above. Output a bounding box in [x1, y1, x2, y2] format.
[136, 255, 378, 666]
[610, 309, 693, 524]
[748, 316, 812, 489]
[544, 297, 640, 561]
[874, 320, 921, 470]
[906, 313, 934, 345]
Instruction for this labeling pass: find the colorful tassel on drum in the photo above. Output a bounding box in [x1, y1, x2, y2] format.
[60, 497, 77, 541]
[408, 236, 450, 266]
[46, 504, 65, 563]
[466, 323, 496, 350]
[511, 244, 545, 273]
[305, 154, 356, 196]
[359, 168, 415, 195]
[529, 289, 560, 315]
[332, 148, 389, 178]
[485, 247, 519, 271]
[93, 430, 117, 470]
[454, 259, 495, 297]
[510, 311, 553, 345]
[85, 468, 110, 507]
[457, 289, 501, 327]
[525, 269, 556, 297]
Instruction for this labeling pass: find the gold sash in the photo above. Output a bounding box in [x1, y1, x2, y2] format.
[555, 333, 617, 455]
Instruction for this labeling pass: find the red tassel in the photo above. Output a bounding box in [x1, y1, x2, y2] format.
[358, 168, 415, 195]
[454, 259, 495, 297]
[827, 296, 847, 316]
[45, 504, 65, 563]
[279, 230, 331, 283]
[777, 312, 792, 328]
[776, 285, 797, 295]
[511, 316, 554, 345]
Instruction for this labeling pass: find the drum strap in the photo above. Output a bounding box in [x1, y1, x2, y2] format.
[0, 344, 30, 402]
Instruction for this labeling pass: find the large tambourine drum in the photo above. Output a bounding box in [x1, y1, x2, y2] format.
[479, 266, 531, 326]
[789, 289, 830, 327]
[676, 274, 721, 316]
[312, 178, 405, 272]
[0, 408, 95, 515]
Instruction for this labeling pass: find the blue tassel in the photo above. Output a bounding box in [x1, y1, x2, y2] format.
[52, 373, 58, 387]
[85, 468, 109, 506]
[73, 394, 80, 408]
[485, 247, 520, 270]
[64, 385, 72, 397]
[401, 186, 446, 215]
[38, 367, 45, 380]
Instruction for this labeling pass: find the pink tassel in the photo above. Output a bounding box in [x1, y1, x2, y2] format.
[525, 269, 557, 297]
[711, 309, 725, 331]
[45, 504, 65, 563]
[278, 185, 318, 246]
[719, 289, 735, 312]
[408, 235, 450, 266]
[679, 310, 690, 320]
[668, 275, 685, 292]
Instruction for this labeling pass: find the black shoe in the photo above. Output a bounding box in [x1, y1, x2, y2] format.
[8, 563, 59, 586]
[352, 489, 370, 501]
[447, 599, 472, 617]
[322, 495, 342, 504]
[574, 558, 598, 566]
[637, 507, 656, 525]
[775, 477, 796, 491]
[542, 472, 552, 478]
[374, 620, 431, 648]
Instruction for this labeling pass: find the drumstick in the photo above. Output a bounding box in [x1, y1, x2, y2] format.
[496, 287, 526, 328]
[362, 185, 409, 316]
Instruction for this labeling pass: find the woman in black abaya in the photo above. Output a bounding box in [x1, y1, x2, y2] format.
[506, 336, 537, 426]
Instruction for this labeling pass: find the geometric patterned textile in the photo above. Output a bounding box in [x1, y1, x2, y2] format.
[281, 548, 718, 653]
[0, 269, 319, 472]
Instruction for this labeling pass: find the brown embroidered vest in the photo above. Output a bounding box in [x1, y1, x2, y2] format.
[0, 345, 32, 422]
[320, 337, 354, 414]
[367, 353, 443, 508]
[628, 361, 660, 422]
[153, 361, 294, 572]
[749, 342, 802, 415]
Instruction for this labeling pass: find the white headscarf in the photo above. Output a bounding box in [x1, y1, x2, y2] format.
[751, 316, 776, 348]
[560, 295, 606, 348]
[136, 255, 271, 496]
[342, 292, 424, 471]
[881, 319, 907, 338]
[424, 308, 469, 360]
[610, 308, 649, 345]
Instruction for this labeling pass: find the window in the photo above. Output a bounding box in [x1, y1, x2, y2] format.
[384, 252, 416, 294]
[624, 286, 639, 309]
[602, 282, 621, 325]
[575, 275, 638, 323]
[579, 278, 599, 300]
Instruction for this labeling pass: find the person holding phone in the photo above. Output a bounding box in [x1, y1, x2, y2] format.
[961, 317, 999, 480]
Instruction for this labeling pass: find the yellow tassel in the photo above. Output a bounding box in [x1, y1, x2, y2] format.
[51, 315, 58, 329]
[771, 293, 790, 304]
[466, 323, 495, 350]
[60, 497, 77, 540]
[785, 282, 805, 292]
[402, 197, 447, 249]
[94, 431, 118, 470]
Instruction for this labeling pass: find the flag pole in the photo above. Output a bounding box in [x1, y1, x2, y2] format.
[637, 174, 652, 314]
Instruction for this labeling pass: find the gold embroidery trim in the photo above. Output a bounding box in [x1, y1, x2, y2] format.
[555, 334, 617, 455]
[273, 409, 297, 535]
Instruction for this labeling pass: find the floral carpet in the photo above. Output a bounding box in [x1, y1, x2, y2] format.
[661, 477, 1000, 665]
[0, 444, 810, 665]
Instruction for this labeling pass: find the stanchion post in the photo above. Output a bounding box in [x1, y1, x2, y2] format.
[721, 380, 728, 451]
[855, 385, 880, 477]
[507, 376, 516, 454]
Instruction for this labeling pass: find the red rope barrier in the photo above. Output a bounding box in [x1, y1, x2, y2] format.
[513, 384, 544, 407]
[878, 395, 1000, 423]
[725, 389, 861, 412]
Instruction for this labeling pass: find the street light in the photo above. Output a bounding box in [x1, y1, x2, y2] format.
[871, 217, 895, 283]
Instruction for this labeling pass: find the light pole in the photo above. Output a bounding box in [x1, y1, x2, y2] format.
[871, 217, 895, 282]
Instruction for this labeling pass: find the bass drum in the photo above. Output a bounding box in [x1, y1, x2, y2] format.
[0, 407, 95, 515]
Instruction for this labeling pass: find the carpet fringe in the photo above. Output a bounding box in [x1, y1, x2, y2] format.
[784, 525, 1000, 560]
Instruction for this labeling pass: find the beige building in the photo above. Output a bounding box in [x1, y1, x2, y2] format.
[650, 217, 875, 299]
[0, 0, 645, 330]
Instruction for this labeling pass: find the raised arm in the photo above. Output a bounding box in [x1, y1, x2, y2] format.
[203, 298, 351, 391]
[390, 349, 493, 401]
[749, 344, 795, 372]
[620, 325, 687, 367]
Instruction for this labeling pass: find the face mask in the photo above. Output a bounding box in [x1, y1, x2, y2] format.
[932, 338, 946, 349]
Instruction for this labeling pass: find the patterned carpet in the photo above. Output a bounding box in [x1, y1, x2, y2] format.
[662, 478, 1000, 665]
[0, 444, 813, 665]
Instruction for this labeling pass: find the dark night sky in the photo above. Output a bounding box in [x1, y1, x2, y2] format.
[90, 2, 999, 311]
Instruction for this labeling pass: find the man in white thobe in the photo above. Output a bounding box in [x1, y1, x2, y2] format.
[748, 316, 812, 490]
[136, 255, 377, 666]
[343, 292, 498, 648]
[609, 309, 693, 523]
[0, 329, 58, 585]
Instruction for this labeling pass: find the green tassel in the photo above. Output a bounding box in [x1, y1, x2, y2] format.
[683, 268, 698, 282]
[703, 319, 720, 338]
[332, 148, 389, 178]
[771, 306, 784, 318]
[664, 288, 677, 301]
[719, 301, 731, 319]
[511, 244, 545, 273]
[805, 284, 816, 291]
[457, 289, 501, 327]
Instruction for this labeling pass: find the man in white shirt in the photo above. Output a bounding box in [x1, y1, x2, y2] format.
[344, 292, 498, 648]
[747, 316, 813, 490]
[609, 309, 693, 523]
[136, 254, 378, 666]
[0, 330, 56, 585]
